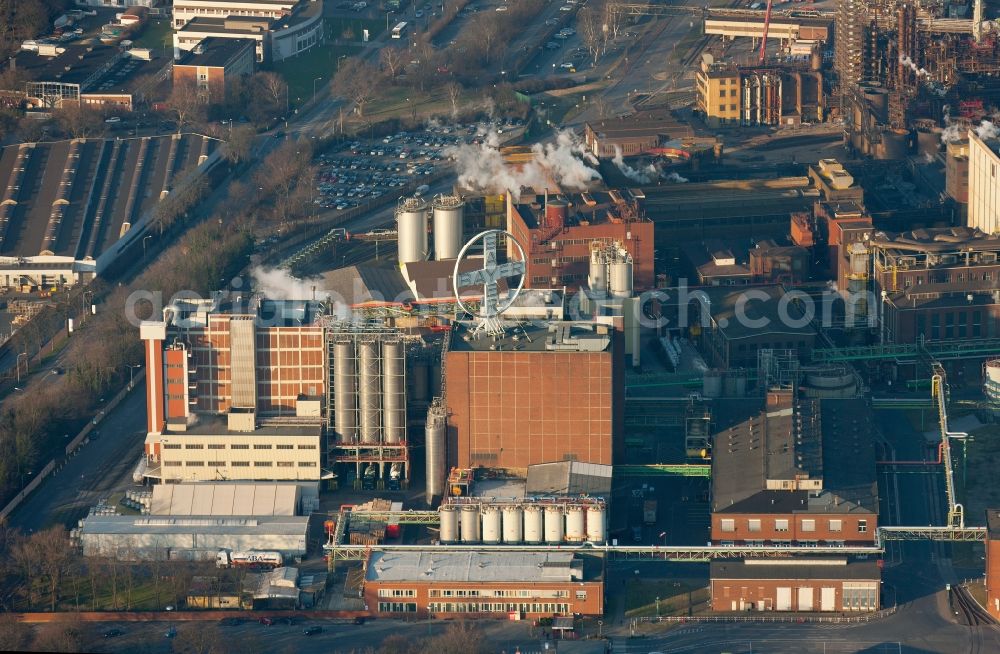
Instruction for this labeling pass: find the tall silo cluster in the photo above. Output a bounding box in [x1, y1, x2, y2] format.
[330, 333, 407, 446]
[437, 498, 607, 545]
[395, 194, 466, 263]
[588, 241, 634, 298]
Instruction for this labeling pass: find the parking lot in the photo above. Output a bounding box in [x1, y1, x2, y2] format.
[312, 121, 521, 212]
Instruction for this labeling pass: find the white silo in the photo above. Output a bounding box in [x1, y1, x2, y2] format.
[544, 505, 564, 544]
[565, 505, 586, 542]
[482, 506, 502, 544]
[609, 257, 634, 298]
[460, 504, 481, 543]
[523, 506, 543, 544]
[586, 504, 606, 543]
[588, 245, 608, 294]
[439, 505, 459, 543]
[502, 505, 523, 543]
[396, 197, 429, 264]
[431, 194, 464, 260]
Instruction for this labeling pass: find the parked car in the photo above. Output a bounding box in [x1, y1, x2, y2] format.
[104, 629, 123, 638]
[303, 626, 323, 636]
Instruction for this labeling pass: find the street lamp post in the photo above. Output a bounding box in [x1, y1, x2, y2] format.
[655, 596, 660, 616]
[313, 77, 323, 102]
[143, 234, 153, 258]
[15, 352, 27, 383]
[129, 364, 142, 389]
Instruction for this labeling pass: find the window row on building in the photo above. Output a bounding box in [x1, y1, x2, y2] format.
[163, 461, 315, 467]
[425, 602, 572, 615]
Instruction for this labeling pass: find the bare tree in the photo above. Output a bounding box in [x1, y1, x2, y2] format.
[222, 124, 255, 166]
[578, 6, 610, 66]
[31, 622, 83, 653]
[469, 15, 499, 64]
[380, 47, 405, 81]
[167, 77, 206, 132]
[173, 623, 226, 654]
[253, 72, 288, 116]
[0, 614, 31, 651]
[603, 0, 625, 40]
[332, 58, 384, 118]
[445, 81, 463, 117]
[52, 104, 105, 139]
[419, 622, 488, 654]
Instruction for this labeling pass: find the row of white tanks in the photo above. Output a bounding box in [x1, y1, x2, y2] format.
[333, 336, 406, 444]
[396, 194, 465, 264]
[438, 501, 607, 545]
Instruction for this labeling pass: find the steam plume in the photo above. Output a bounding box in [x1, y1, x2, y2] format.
[611, 145, 659, 183]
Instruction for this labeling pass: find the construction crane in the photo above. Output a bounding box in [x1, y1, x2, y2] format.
[758, 0, 774, 64]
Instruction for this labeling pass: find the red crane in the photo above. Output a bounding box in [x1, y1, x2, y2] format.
[758, 0, 774, 64]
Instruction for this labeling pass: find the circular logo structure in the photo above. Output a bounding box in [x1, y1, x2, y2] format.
[452, 229, 526, 336]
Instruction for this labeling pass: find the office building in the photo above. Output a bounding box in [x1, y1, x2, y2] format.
[362, 551, 604, 619]
[710, 559, 881, 612]
[172, 37, 256, 103]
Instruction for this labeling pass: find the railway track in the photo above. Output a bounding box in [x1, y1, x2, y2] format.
[953, 585, 994, 628]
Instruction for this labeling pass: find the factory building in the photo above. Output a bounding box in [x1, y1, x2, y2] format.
[968, 131, 1000, 236]
[696, 53, 824, 128]
[690, 286, 817, 369]
[582, 109, 693, 158]
[711, 393, 879, 546]
[681, 239, 810, 286]
[871, 227, 1000, 343]
[362, 551, 604, 619]
[710, 559, 881, 612]
[947, 139, 970, 208]
[986, 509, 1000, 620]
[442, 321, 624, 474]
[507, 190, 654, 292]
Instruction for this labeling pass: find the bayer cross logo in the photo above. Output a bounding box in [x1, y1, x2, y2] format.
[453, 230, 526, 337]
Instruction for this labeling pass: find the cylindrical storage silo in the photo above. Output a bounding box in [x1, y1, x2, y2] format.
[460, 504, 481, 543]
[588, 248, 607, 294]
[545, 200, 568, 229]
[482, 506, 502, 544]
[358, 339, 382, 444]
[502, 505, 523, 543]
[565, 505, 586, 542]
[734, 370, 748, 397]
[431, 194, 464, 260]
[333, 340, 358, 443]
[610, 260, 633, 298]
[381, 339, 406, 445]
[702, 370, 723, 398]
[523, 506, 543, 544]
[586, 505, 606, 543]
[395, 197, 429, 264]
[544, 505, 564, 544]
[425, 403, 447, 505]
[439, 505, 459, 543]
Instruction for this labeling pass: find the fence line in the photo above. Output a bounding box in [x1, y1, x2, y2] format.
[633, 605, 898, 625]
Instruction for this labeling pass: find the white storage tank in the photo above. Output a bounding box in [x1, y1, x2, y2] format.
[609, 259, 634, 298]
[460, 505, 480, 543]
[482, 506, 502, 544]
[588, 247, 608, 294]
[544, 505, 564, 544]
[431, 194, 464, 260]
[439, 505, 459, 543]
[523, 506, 543, 544]
[586, 505, 606, 543]
[565, 505, 586, 542]
[502, 505, 523, 543]
[396, 197, 429, 264]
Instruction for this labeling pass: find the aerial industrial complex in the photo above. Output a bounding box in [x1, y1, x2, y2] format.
[7, 0, 1000, 649]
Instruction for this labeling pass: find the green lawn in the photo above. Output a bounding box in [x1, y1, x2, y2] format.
[624, 579, 707, 617]
[132, 18, 172, 53]
[327, 16, 387, 41]
[269, 44, 362, 109]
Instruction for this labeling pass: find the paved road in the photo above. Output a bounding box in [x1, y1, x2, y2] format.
[7, 387, 146, 533]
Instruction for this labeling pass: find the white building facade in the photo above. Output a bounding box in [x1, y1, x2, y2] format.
[969, 132, 1000, 236]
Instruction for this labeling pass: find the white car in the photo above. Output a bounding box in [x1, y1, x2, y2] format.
[560, 62, 576, 71]
[495, 5, 508, 10]
[560, 4, 573, 10]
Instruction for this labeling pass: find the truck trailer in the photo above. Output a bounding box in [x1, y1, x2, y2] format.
[216, 550, 284, 569]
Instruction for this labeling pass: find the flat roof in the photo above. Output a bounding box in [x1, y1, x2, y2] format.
[365, 551, 602, 583]
[700, 285, 816, 340]
[711, 558, 879, 581]
[80, 514, 309, 537]
[448, 320, 613, 353]
[179, 16, 269, 36]
[150, 483, 300, 516]
[586, 109, 694, 140]
[525, 461, 613, 497]
[163, 416, 323, 438]
[12, 44, 119, 87]
[175, 37, 256, 68]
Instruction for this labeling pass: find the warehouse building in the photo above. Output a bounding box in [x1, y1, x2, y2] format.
[148, 482, 319, 515]
[710, 559, 880, 612]
[362, 551, 604, 619]
[583, 109, 693, 158]
[443, 321, 624, 473]
[0, 134, 219, 289]
[79, 514, 309, 561]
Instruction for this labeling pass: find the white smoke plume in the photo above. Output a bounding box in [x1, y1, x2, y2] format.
[922, 151, 935, 163]
[976, 120, 1000, 140]
[446, 128, 602, 200]
[665, 172, 689, 183]
[941, 106, 965, 144]
[251, 266, 328, 301]
[611, 145, 659, 183]
[898, 55, 928, 77]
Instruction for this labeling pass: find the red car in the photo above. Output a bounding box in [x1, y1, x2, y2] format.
[258, 617, 273, 626]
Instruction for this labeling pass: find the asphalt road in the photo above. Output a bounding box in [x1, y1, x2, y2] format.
[7, 387, 147, 533]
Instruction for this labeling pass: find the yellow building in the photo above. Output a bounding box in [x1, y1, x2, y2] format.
[696, 53, 741, 127]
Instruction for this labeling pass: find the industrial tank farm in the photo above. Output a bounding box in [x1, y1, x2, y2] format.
[438, 498, 607, 545]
